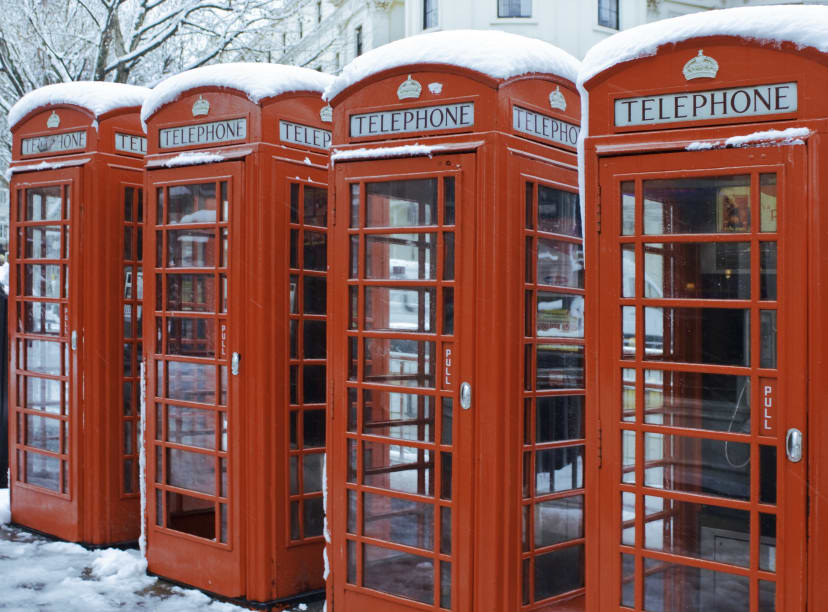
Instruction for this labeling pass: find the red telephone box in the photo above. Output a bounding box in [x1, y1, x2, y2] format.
[580, 6, 828, 610]
[325, 30, 585, 611]
[141, 63, 333, 605]
[7, 82, 149, 545]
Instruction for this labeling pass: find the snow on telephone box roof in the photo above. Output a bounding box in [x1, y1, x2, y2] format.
[8, 82, 150, 130]
[141, 62, 335, 127]
[323, 29, 581, 102]
[579, 5, 828, 87]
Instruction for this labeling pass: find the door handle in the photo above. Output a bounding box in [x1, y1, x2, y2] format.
[786, 428, 803, 463]
[460, 382, 471, 410]
[231, 352, 241, 376]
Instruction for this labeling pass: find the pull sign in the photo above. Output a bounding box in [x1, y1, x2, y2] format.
[760, 378, 777, 436]
[231, 352, 240, 376]
[71, 330, 77, 351]
[443, 344, 455, 389]
[786, 428, 803, 463]
[460, 382, 471, 410]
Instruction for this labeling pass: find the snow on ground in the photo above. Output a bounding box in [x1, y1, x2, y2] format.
[141, 63, 333, 127]
[0, 489, 321, 611]
[8, 82, 149, 129]
[580, 5, 828, 86]
[324, 29, 580, 101]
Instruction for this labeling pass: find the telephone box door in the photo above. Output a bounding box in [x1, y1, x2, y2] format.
[595, 146, 806, 611]
[145, 162, 243, 594]
[9, 168, 80, 539]
[330, 153, 476, 611]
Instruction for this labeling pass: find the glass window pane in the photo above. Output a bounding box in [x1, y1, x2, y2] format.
[303, 364, 326, 404]
[167, 229, 216, 267]
[622, 368, 636, 422]
[25, 377, 62, 414]
[304, 230, 326, 271]
[760, 242, 777, 300]
[644, 432, 750, 501]
[304, 186, 328, 227]
[538, 239, 583, 288]
[760, 513, 776, 573]
[166, 317, 214, 358]
[167, 183, 217, 224]
[365, 233, 436, 280]
[622, 244, 635, 297]
[303, 409, 325, 447]
[166, 491, 215, 540]
[303, 453, 324, 492]
[534, 544, 584, 600]
[25, 452, 60, 491]
[23, 302, 60, 335]
[167, 448, 215, 495]
[622, 430, 636, 484]
[303, 320, 326, 359]
[25, 187, 62, 221]
[290, 183, 300, 224]
[304, 496, 324, 537]
[25, 226, 61, 259]
[444, 177, 455, 225]
[535, 445, 584, 494]
[166, 274, 215, 312]
[760, 174, 777, 233]
[644, 371, 750, 433]
[643, 557, 748, 610]
[364, 338, 434, 388]
[366, 179, 437, 227]
[644, 242, 750, 299]
[760, 310, 777, 369]
[538, 185, 581, 236]
[363, 441, 433, 496]
[24, 264, 61, 297]
[621, 181, 635, 235]
[365, 287, 435, 333]
[167, 405, 216, 449]
[536, 395, 584, 442]
[759, 580, 776, 611]
[363, 544, 434, 605]
[536, 344, 584, 389]
[644, 175, 750, 234]
[167, 361, 216, 404]
[350, 183, 360, 228]
[363, 390, 433, 442]
[534, 495, 584, 547]
[760, 445, 777, 505]
[537, 292, 584, 338]
[303, 276, 326, 315]
[644, 307, 750, 366]
[25, 414, 60, 452]
[363, 491, 434, 550]
[622, 492, 635, 546]
[25, 339, 62, 375]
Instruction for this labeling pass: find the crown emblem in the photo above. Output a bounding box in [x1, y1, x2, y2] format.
[192, 96, 210, 117]
[397, 75, 422, 100]
[320, 104, 333, 123]
[46, 112, 60, 128]
[428, 82, 443, 95]
[548, 86, 566, 111]
[683, 50, 719, 80]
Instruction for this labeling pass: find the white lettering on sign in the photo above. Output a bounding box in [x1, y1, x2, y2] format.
[279, 120, 331, 150]
[21, 130, 86, 155]
[350, 102, 474, 138]
[115, 132, 147, 155]
[761, 378, 777, 436]
[159, 118, 247, 149]
[512, 106, 579, 147]
[615, 82, 797, 127]
[444, 347, 453, 388]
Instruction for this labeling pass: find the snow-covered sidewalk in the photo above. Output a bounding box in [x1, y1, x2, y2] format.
[0, 489, 319, 611]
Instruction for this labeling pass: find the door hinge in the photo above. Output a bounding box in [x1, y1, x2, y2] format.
[595, 186, 602, 234]
[597, 421, 603, 469]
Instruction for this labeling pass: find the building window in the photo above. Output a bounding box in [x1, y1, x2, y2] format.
[355, 25, 363, 56]
[498, 0, 531, 18]
[424, 0, 438, 29]
[598, 0, 619, 29]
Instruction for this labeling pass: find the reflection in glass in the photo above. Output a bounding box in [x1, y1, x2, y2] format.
[167, 361, 216, 404]
[536, 344, 584, 389]
[363, 491, 434, 550]
[167, 405, 216, 449]
[444, 177, 456, 225]
[644, 242, 750, 299]
[644, 371, 750, 433]
[760, 174, 777, 233]
[366, 179, 437, 227]
[760, 445, 777, 505]
[304, 230, 326, 271]
[25, 452, 60, 491]
[364, 338, 434, 387]
[365, 286, 435, 332]
[167, 274, 215, 312]
[26, 414, 60, 452]
[363, 441, 432, 496]
[622, 306, 635, 359]
[303, 276, 326, 314]
[760, 310, 777, 369]
[166, 317, 214, 357]
[303, 364, 326, 404]
[25, 339, 62, 375]
[303, 320, 326, 359]
[363, 544, 433, 605]
[167, 447, 215, 495]
[363, 390, 433, 441]
[622, 492, 635, 546]
[303, 453, 324, 492]
[536, 395, 584, 442]
[167, 183, 216, 224]
[365, 233, 436, 280]
[644, 175, 750, 234]
[644, 307, 750, 366]
[621, 181, 635, 236]
[622, 369, 635, 422]
[643, 557, 749, 611]
[759, 580, 776, 612]
[535, 544, 584, 601]
[760, 242, 777, 300]
[534, 495, 584, 547]
[25, 187, 62, 221]
[26, 377, 62, 414]
[535, 445, 583, 494]
[537, 292, 583, 338]
[304, 186, 328, 227]
[538, 185, 581, 236]
[167, 229, 215, 267]
[24, 264, 60, 298]
[537, 239, 583, 288]
[166, 491, 215, 540]
[760, 513, 776, 573]
[644, 432, 750, 501]
[622, 244, 635, 297]
[622, 430, 635, 484]
[24, 302, 60, 335]
[303, 409, 325, 447]
[25, 226, 61, 259]
[304, 497, 324, 537]
[350, 183, 360, 228]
